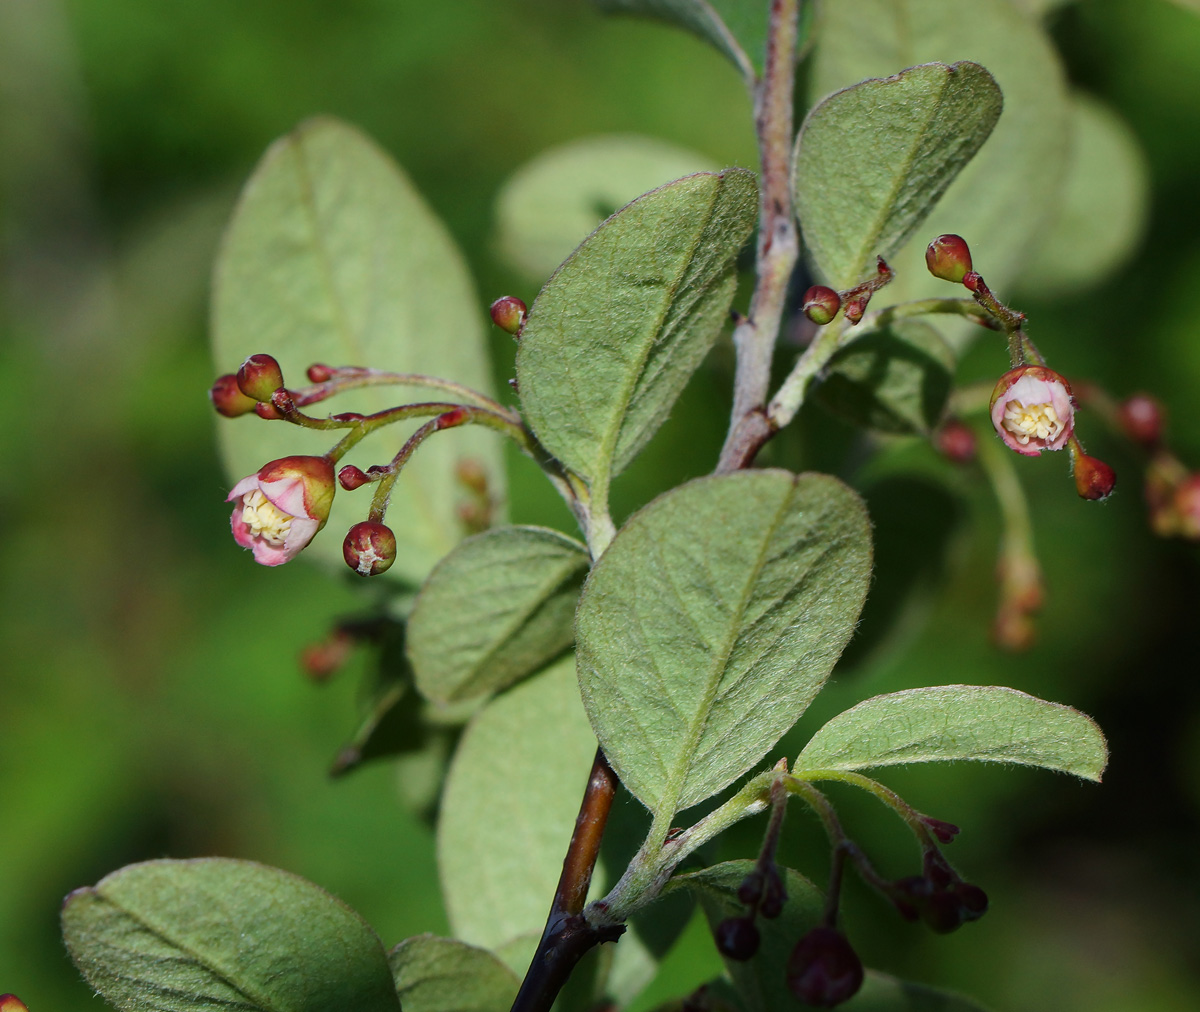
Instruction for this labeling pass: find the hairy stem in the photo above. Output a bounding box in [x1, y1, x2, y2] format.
[717, 0, 801, 474]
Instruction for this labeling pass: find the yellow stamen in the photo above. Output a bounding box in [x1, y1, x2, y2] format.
[1002, 400, 1063, 445]
[241, 488, 293, 545]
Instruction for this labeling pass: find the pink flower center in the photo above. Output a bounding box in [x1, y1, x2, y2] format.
[240, 489, 293, 545]
[1001, 399, 1064, 446]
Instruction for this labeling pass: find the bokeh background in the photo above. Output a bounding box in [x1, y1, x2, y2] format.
[2, 1, 1199, 1009]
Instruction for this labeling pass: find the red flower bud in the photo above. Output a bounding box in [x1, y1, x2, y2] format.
[1, 996, 31, 1012]
[1117, 394, 1164, 447]
[209, 373, 258, 417]
[343, 521, 398, 577]
[490, 296, 528, 336]
[936, 419, 977, 464]
[237, 353, 285, 401]
[786, 927, 864, 1008]
[228, 456, 336, 566]
[338, 464, 371, 490]
[925, 234, 973, 284]
[990, 366, 1075, 456]
[1073, 453, 1117, 501]
[714, 916, 760, 961]
[307, 362, 336, 383]
[803, 285, 842, 326]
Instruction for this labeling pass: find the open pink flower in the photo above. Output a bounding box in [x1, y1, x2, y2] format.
[227, 455, 335, 566]
[989, 366, 1075, 456]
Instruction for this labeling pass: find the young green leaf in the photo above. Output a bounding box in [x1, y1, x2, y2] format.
[516, 169, 757, 495]
[437, 656, 599, 951]
[795, 61, 1002, 290]
[62, 858, 399, 1012]
[407, 526, 589, 704]
[389, 934, 519, 1012]
[846, 972, 992, 1011]
[495, 134, 717, 283]
[212, 117, 503, 584]
[795, 685, 1108, 781]
[811, 0, 1069, 317]
[576, 471, 872, 816]
[815, 320, 955, 436]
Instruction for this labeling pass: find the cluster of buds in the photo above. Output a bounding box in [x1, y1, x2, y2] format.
[802, 256, 895, 328]
[713, 861, 788, 962]
[885, 847, 988, 934]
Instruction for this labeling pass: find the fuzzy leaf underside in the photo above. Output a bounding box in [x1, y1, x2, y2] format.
[576, 470, 872, 815]
[795, 61, 1002, 290]
[61, 858, 399, 1012]
[796, 685, 1108, 781]
[516, 169, 758, 490]
[389, 934, 519, 1012]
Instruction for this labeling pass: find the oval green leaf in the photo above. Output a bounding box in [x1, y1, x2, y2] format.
[495, 134, 718, 283]
[389, 934, 519, 1012]
[810, 0, 1069, 323]
[795, 685, 1108, 781]
[437, 656, 598, 950]
[795, 61, 1002, 290]
[576, 470, 873, 815]
[62, 858, 400, 1012]
[815, 320, 955, 435]
[408, 526, 589, 704]
[212, 117, 503, 584]
[516, 168, 758, 492]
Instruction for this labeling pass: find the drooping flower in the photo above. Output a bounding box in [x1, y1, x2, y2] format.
[989, 366, 1075, 456]
[227, 455, 336, 566]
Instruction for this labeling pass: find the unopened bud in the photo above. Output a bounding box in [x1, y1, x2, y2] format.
[888, 875, 932, 922]
[307, 362, 336, 383]
[338, 465, 371, 491]
[490, 296, 528, 336]
[803, 285, 842, 326]
[921, 890, 965, 934]
[786, 927, 864, 1008]
[736, 868, 764, 906]
[954, 882, 989, 921]
[343, 521, 397, 577]
[299, 629, 354, 682]
[926, 234, 973, 284]
[237, 353, 285, 401]
[759, 866, 787, 920]
[210, 373, 258, 417]
[1073, 452, 1117, 501]
[1, 996, 31, 1012]
[1118, 394, 1164, 447]
[714, 916, 760, 961]
[936, 420, 976, 464]
[1175, 474, 1200, 539]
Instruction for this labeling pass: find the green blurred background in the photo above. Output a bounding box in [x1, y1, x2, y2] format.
[2, 0, 1199, 1009]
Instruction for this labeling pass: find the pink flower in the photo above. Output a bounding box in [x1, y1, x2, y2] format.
[989, 366, 1075, 456]
[227, 455, 336, 566]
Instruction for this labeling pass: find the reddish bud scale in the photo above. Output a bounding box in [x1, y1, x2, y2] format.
[786, 927, 864, 1008]
[343, 521, 397, 577]
[209, 373, 258, 417]
[962, 271, 982, 292]
[1073, 452, 1117, 501]
[255, 401, 284, 420]
[270, 388, 296, 414]
[1118, 394, 1164, 447]
[339, 465, 370, 490]
[843, 296, 868, 325]
[237, 353, 285, 401]
[925, 234, 973, 284]
[307, 363, 335, 383]
[802, 285, 842, 326]
[490, 295, 528, 336]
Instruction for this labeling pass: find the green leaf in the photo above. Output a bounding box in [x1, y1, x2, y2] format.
[1015, 92, 1149, 295]
[407, 526, 589, 704]
[844, 972, 992, 1011]
[389, 934, 519, 1012]
[495, 134, 718, 283]
[795, 685, 1108, 781]
[682, 860, 824, 1012]
[212, 117, 503, 584]
[437, 656, 598, 950]
[815, 320, 955, 435]
[576, 471, 872, 815]
[810, 0, 1070, 325]
[61, 858, 399, 1012]
[516, 169, 757, 492]
[795, 61, 1001, 290]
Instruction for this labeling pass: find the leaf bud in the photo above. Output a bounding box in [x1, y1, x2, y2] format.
[209, 373, 258, 417]
[237, 353, 285, 401]
[338, 465, 371, 490]
[490, 296, 528, 336]
[786, 927, 864, 1008]
[343, 521, 398, 577]
[1073, 452, 1117, 501]
[925, 234, 973, 284]
[1117, 394, 1164, 447]
[1, 996, 31, 1012]
[307, 362, 336, 383]
[802, 285, 842, 325]
[714, 916, 760, 961]
[935, 420, 977, 464]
